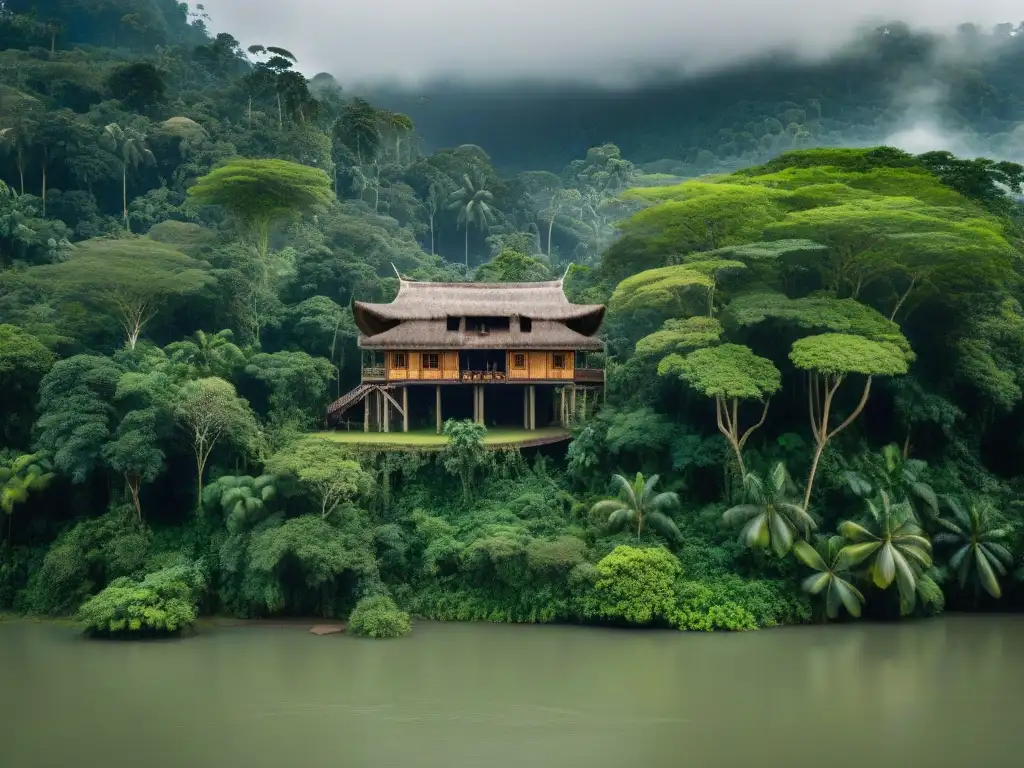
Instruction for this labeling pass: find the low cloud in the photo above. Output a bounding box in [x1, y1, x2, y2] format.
[199, 0, 1021, 87]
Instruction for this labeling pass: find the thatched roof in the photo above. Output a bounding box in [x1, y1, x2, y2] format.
[353, 278, 605, 337]
[360, 319, 603, 350]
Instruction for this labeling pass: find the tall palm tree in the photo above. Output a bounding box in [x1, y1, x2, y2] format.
[0, 122, 32, 195]
[839, 490, 933, 614]
[934, 496, 1013, 599]
[100, 123, 155, 232]
[447, 173, 496, 267]
[590, 472, 681, 541]
[724, 462, 816, 556]
[793, 536, 865, 620]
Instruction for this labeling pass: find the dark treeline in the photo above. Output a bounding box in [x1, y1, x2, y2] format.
[1, 1, 1023, 637]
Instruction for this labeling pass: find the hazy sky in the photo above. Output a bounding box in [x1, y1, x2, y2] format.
[198, 0, 1022, 86]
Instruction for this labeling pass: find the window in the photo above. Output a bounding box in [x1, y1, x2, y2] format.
[552, 353, 566, 369]
[422, 353, 440, 369]
[446, 316, 460, 332]
[520, 317, 532, 332]
[392, 352, 407, 368]
[513, 353, 526, 369]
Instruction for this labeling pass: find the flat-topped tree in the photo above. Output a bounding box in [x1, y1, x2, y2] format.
[187, 158, 333, 259]
[791, 333, 910, 510]
[610, 259, 745, 319]
[635, 316, 722, 358]
[659, 344, 781, 476]
[29, 238, 213, 349]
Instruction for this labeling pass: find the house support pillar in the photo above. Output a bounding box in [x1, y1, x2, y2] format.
[402, 386, 409, 433]
[523, 387, 529, 429]
[479, 386, 485, 426]
[529, 385, 536, 431]
[383, 388, 390, 433]
[363, 390, 369, 433]
[560, 387, 567, 427]
[436, 385, 442, 434]
[570, 384, 577, 425]
[473, 385, 479, 423]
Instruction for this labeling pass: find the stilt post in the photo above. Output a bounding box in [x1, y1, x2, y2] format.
[523, 387, 529, 429]
[479, 385, 485, 426]
[383, 388, 390, 433]
[529, 385, 536, 431]
[570, 384, 577, 425]
[436, 385, 442, 434]
[402, 386, 409, 433]
[363, 390, 369, 433]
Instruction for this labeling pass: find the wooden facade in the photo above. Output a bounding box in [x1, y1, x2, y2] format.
[382, 350, 578, 383]
[328, 276, 607, 432]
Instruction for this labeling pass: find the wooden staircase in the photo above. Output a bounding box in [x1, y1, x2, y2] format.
[326, 383, 373, 419]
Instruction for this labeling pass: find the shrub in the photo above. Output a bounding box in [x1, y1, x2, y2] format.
[347, 594, 412, 638]
[76, 562, 206, 637]
[580, 545, 681, 626]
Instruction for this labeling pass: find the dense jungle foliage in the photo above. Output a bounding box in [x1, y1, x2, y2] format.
[2, 2, 1024, 635]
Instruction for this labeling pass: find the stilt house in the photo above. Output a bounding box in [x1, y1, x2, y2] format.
[326, 275, 606, 433]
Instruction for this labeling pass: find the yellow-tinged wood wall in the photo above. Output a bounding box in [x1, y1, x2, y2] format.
[385, 351, 459, 381]
[507, 351, 574, 380]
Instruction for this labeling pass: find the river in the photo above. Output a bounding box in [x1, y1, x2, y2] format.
[1, 616, 1022, 767]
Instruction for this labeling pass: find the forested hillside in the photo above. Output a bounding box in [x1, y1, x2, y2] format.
[371, 22, 1024, 174]
[2, 2, 1023, 636]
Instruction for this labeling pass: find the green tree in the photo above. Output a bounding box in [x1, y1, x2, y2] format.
[790, 333, 910, 509]
[793, 536, 865, 620]
[187, 158, 332, 259]
[448, 173, 497, 266]
[0, 452, 54, 545]
[0, 324, 53, 445]
[333, 98, 381, 165]
[723, 462, 815, 556]
[102, 408, 164, 522]
[441, 419, 488, 504]
[659, 343, 780, 476]
[175, 377, 258, 504]
[474, 249, 550, 283]
[100, 123, 155, 232]
[265, 439, 369, 520]
[590, 472, 681, 542]
[934, 497, 1014, 599]
[839, 491, 933, 614]
[33, 355, 120, 483]
[30, 238, 214, 349]
[164, 329, 246, 379]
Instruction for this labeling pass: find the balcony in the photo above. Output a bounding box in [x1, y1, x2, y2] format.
[362, 365, 386, 381]
[574, 368, 604, 384]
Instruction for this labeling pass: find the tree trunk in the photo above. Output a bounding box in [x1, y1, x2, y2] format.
[127, 473, 142, 522]
[547, 214, 555, 256]
[429, 215, 435, 255]
[41, 164, 47, 216]
[276, 93, 283, 129]
[18, 159, 24, 195]
[122, 165, 129, 232]
[464, 226, 469, 267]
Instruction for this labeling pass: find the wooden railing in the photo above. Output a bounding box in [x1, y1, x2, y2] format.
[574, 368, 605, 383]
[362, 366, 386, 381]
[461, 370, 506, 382]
